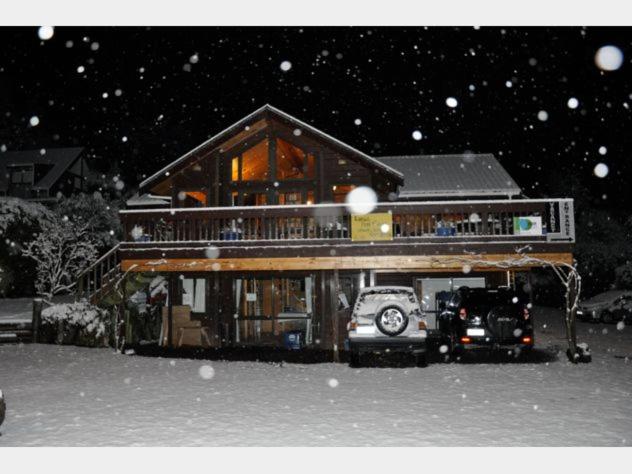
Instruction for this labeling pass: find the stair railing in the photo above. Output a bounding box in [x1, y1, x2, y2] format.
[76, 244, 121, 303]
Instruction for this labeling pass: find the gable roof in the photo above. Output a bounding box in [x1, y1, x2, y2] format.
[376, 153, 522, 199]
[139, 104, 404, 193]
[0, 147, 84, 192]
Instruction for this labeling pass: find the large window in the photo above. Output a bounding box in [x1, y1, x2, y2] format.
[182, 278, 206, 313]
[276, 138, 315, 180]
[232, 139, 269, 181]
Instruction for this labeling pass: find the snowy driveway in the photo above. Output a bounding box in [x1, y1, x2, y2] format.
[0, 307, 631, 446]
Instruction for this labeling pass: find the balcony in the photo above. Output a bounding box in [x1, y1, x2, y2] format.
[118, 198, 575, 268]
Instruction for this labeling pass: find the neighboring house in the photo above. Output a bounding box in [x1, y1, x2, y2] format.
[0, 147, 89, 201]
[79, 104, 575, 352]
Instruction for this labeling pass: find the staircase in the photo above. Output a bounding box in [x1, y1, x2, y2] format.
[76, 244, 122, 304]
[0, 319, 32, 344]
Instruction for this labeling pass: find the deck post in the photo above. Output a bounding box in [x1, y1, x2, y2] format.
[331, 269, 340, 363]
[32, 298, 43, 343]
[168, 273, 175, 348]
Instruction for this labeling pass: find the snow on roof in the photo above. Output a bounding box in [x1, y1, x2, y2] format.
[0, 147, 84, 192]
[139, 104, 404, 191]
[126, 193, 172, 207]
[376, 154, 522, 199]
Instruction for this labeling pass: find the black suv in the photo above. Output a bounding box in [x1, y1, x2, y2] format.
[438, 287, 534, 356]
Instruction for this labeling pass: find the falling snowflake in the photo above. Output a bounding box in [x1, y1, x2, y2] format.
[537, 110, 549, 122]
[280, 60, 292, 72]
[446, 97, 458, 108]
[327, 378, 339, 388]
[29, 116, 40, 127]
[598, 146, 607, 155]
[567, 97, 579, 109]
[38, 26, 54, 41]
[354, 118, 362, 126]
[412, 130, 423, 141]
[345, 186, 377, 215]
[198, 365, 215, 380]
[77, 65, 85, 73]
[204, 246, 220, 259]
[593, 163, 609, 178]
[617, 321, 625, 331]
[595, 45, 624, 71]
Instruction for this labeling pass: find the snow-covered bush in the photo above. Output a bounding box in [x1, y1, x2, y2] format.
[22, 218, 98, 301]
[40, 302, 113, 347]
[0, 197, 54, 296]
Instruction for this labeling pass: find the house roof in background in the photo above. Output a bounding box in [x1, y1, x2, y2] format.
[376, 153, 522, 198]
[0, 147, 84, 192]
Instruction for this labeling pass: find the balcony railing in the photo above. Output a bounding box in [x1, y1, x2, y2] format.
[119, 198, 575, 245]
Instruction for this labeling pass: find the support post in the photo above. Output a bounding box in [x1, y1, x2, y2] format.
[331, 269, 340, 363]
[32, 298, 43, 343]
[168, 273, 175, 348]
[565, 272, 578, 362]
[118, 274, 127, 351]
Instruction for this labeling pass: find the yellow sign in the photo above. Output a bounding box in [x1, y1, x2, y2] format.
[351, 213, 393, 241]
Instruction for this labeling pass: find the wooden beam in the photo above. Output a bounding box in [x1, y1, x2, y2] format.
[121, 252, 574, 273]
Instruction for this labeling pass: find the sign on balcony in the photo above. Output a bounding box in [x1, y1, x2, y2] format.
[351, 213, 393, 241]
[513, 216, 543, 236]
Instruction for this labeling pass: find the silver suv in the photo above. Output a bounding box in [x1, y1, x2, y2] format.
[347, 286, 428, 367]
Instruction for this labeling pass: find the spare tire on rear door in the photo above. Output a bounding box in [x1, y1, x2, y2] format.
[375, 305, 409, 336]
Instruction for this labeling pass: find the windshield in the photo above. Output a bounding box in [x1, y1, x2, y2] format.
[460, 291, 524, 314]
[358, 289, 416, 304]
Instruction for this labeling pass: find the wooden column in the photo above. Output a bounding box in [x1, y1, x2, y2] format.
[167, 274, 175, 348]
[330, 269, 340, 362]
[31, 298, 43, 343]
[566, 272, 578, 362]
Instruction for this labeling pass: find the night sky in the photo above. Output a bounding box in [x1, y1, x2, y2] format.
[0, 27, 630, 213]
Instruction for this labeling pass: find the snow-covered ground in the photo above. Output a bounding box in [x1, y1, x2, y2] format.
[0, 298, 34, 323]
[0, 306, 631, 446]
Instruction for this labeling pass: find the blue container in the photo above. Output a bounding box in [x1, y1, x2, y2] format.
[283, 331, 303, 350]
[436, 226, 456, 237]
[221, 230, 242, 241]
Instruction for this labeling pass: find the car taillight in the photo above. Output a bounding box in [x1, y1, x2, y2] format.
[461, 336, 471, 343]
[418, 320, 427, 330]
[349, 321, 358, 330]
[522, 336, 532, 344]
[459, 308, 467, 320]
[523, 308, 531, 320]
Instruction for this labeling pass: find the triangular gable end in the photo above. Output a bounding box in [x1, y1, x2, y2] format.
[139, 104, 403, 194]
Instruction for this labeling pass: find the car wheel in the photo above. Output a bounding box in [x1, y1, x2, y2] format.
[601, 311, 614, 324]
[414, 353, 428, 368]
[349, 352, 361, 368]
[375, 305, 409, 337]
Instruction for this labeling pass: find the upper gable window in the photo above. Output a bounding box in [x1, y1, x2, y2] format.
[9, 165, 34, 184]
[276, 138, 315, 180]
[234, 139, 269, 181]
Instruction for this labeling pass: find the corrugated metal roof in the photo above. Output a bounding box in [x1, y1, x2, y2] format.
[376, 153, 522, 198]
[0, 147, 84, 192]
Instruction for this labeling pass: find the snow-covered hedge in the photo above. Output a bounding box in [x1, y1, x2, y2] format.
[40, 302, 113, 347]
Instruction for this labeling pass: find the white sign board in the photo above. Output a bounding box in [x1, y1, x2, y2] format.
[513, 216, 542, 236]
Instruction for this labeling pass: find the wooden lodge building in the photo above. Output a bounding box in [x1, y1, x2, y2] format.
[79, 105, 575, 352]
